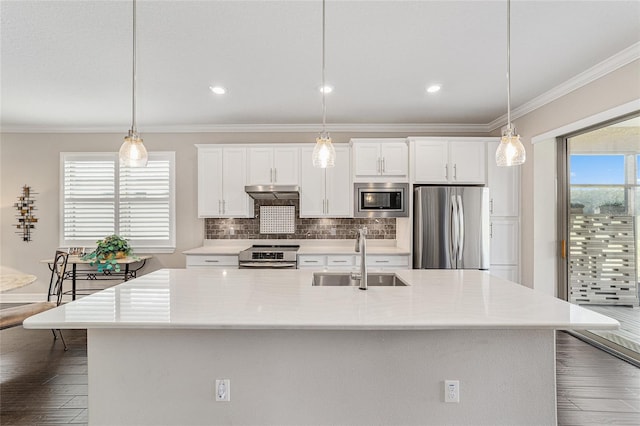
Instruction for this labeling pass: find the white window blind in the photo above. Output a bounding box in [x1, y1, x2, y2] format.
[61, 152, 175, 252]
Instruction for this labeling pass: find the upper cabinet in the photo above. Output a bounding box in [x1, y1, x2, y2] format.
[247, 145, 299, 185]
[196, 145, 253, 218]
[410, 138, 486, 184]
[351, 138, 409, 182]
[487, 141, 520, 216]
[300, 145, 352, 217]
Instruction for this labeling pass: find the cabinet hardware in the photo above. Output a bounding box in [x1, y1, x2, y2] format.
[205, 260, 220, 263]
[490, 223, 493, 238]
[304, 260, 319, 263]
[490, 199, 494, 214]
[382, 157, 386, 173]
[326, 199, 329, 213]
[453, 164, 457, 180]
[270, 168, 273, 182]
[561, 239, 566, 259]
[222, 200, 226, 214]
[445, 164, 448, 180]
[332, 260, 347, 263]
[374, 260, 390, 263]
[218, 200, 222, 214]
[274, 168, 277, 182]
[376, 157, 380, 174]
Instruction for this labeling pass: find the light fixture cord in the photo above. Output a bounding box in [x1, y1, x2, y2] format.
[321, 0, 326, 133]
[506, 0, 511, 131]
[131, 0, 137, 133]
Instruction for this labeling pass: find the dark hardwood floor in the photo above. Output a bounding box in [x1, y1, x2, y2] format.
[1, 327, 638, 425]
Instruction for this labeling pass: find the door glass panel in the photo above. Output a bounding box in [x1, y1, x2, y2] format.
[567, 116, 640, 359]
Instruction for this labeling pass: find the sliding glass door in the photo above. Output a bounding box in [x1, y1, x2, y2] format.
[560, 114, 640, 364]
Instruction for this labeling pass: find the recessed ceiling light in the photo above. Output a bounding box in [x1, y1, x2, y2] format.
[426, 85, 441, 93]
[319, 85, 333, 94]
[209, 86, 226, 95]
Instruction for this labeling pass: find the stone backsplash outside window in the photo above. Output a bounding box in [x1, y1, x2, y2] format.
[204, 200, 395, 240]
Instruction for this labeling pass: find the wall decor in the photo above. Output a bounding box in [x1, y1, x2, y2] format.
[14, 185, 38, 241]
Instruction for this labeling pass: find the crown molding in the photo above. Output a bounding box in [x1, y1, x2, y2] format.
[488, 42, 640, 131]
[1, 122, 491, 134]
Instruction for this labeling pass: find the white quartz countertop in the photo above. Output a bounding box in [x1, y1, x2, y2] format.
[24, 268, 619, 331]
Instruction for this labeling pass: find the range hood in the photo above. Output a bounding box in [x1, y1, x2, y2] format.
[244, 185, 300, 200]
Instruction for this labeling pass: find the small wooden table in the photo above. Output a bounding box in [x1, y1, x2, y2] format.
[41, 255, 151, 301]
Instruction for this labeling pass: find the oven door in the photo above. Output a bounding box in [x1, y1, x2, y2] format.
[238, 262, 297, 269]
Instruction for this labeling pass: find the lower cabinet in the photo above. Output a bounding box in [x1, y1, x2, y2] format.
[489, 217, 520, 283]
[186, 255, 239, 269]
[488, 265, 519, 282]
[298, 254, 410, 270]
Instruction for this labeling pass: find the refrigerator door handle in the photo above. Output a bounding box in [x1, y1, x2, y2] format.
[450, 195, 459, 263]
[457, 194, 464, 262]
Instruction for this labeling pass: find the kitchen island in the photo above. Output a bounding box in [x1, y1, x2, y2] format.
[24, 268, 618, 425]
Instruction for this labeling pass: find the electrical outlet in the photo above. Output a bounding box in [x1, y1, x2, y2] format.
[215, 379, 231, 402]
[330, 227, 337, 236]
[444, 380, 459, 403]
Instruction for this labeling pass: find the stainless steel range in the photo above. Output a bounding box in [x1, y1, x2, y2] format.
[238, 245, 300, 269]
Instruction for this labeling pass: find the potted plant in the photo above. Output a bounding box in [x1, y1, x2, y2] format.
[82, 234, 132, 273]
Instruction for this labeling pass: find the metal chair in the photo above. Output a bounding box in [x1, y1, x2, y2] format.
[47, 250, 69, 350]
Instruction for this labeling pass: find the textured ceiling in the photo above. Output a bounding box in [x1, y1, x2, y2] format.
[1, 0, 639, 132]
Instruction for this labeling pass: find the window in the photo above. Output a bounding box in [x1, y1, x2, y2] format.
[569, 154, 634, 215]
[61, 152, 175, 253]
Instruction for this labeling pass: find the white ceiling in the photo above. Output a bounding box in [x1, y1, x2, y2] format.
[1, 0, 639, 133]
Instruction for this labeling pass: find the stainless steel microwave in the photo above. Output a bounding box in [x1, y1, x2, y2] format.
[354, 183, 409, 217]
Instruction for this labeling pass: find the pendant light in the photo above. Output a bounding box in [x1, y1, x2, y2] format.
[495, 0, 526, 167]
[119, 0, 148, 167]
[312, 0, 336, 168]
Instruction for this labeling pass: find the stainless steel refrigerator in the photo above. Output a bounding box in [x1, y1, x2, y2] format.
[413, 186, 490, 269]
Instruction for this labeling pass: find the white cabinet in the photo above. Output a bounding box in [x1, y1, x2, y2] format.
[298, 253, 410, 270]
[196, 145, 253, 218]
[351, 139, 409, 182]
[247, 146, 299, 185]
[487, 141, 520, 217]
[486, 140, 520, 283]
[297, 255, 327, 268]
[300, 145, 351, 217]
[186, 254, 239, 269]
[410, 138, 486, 184]
[490, 218, 519, 265]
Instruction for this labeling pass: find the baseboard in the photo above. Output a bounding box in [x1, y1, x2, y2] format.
[0, 293, 45, 304]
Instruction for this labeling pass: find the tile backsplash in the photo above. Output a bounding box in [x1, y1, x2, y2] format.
[204, 200, 395, 240]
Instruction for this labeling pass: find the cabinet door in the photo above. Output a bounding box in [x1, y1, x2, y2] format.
[222, 148, 251, 217]
[412, 140, 448, 183]
[353, 143, 381, 177]
[380, 143, 408, 177]
[247, 147, 274, 184]
[273, 146, 299, 185]
[326, 146, 352, 217]
[450, 141, 486, 184]
[489, 265, 520, 283]
[490, 218, 519, 265]
[487, 141, 520, 216]
[197, 147, 223, 217]
[299, 147, 326, 217]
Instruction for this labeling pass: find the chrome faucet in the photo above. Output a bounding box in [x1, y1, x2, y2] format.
[353, 227, 368, 290]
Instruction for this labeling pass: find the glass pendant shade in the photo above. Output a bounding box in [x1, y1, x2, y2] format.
[495, 128, 526, 167]
[119, 131, 148, 167]
[312, 132, 336, 168]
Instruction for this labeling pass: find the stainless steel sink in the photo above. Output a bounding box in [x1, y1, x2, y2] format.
[312, 272, 408, 287]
